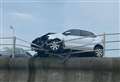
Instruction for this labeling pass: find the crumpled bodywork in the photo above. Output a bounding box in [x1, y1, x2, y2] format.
[31, 33, 55, 52]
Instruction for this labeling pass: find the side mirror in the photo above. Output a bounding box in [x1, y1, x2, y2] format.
[63, 31, 71, 36]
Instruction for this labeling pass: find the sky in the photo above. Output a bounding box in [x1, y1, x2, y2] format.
[0, 0, 120, 56]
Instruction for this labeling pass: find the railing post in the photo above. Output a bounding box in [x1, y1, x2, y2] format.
[103, 33, 106, 55]
[12, 36, 16, 58]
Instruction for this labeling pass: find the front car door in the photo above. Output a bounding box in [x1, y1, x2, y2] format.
[63, 29, 83, 49]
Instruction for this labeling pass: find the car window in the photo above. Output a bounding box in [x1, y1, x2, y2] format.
[80, 30, 96, 37]
[70, 30, 80, 36]
[63, 29, 80, 36]
[63, 29, 96, 37]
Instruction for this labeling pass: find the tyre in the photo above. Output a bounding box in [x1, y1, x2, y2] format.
[46, 39, 64, 53]
[94, 46, 104, 57]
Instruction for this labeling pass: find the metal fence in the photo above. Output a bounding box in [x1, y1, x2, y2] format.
[0, 33, 120, 58]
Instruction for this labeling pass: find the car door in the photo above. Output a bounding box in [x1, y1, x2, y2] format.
[63, 29, 83, 49]
[77, 30, 95, 50]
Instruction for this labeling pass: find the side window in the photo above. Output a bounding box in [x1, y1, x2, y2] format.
[80, 30, 88, 36]
[63, 29, 96, 37]
[70, 30, 80, 36]
[80, 30, 96, 37]
[63, 29, 80, 36]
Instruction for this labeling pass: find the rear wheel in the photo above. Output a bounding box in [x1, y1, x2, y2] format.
[94, 46, 104, 57]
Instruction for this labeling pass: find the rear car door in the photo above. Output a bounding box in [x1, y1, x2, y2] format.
[77, 30, 96, 50]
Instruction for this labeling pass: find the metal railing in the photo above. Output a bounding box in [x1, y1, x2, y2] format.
[0, 32, 120, 58]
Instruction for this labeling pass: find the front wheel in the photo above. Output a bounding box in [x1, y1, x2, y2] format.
[94, 46, 104, 57]
[45, 39, 64, 53]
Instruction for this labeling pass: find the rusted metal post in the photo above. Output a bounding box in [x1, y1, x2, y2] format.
[10, 26, 16, 58]
[12, 36, 16, 58]
[103, 33, 106, 55]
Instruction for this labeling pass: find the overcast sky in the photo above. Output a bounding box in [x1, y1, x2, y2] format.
[0, 0, 120, 56]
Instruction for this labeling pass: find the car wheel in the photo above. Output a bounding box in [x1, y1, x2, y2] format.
[46, 39, 64, 53]
[94, 46, 104, 57]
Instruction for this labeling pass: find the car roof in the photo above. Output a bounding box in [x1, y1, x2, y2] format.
[67, 29, 91, 32]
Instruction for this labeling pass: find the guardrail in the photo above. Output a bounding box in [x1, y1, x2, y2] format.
[0, 33, 120, 58]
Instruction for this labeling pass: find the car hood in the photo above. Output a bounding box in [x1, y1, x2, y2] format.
[48, 33, 64, 40]
[43, 32, 56, 36]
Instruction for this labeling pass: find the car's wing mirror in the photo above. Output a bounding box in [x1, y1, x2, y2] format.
[63, 31, 71, 36]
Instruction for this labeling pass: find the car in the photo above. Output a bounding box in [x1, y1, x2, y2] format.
[31, 29, 104, 57]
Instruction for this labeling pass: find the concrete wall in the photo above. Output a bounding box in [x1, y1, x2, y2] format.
[0, 57, 120, 82]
